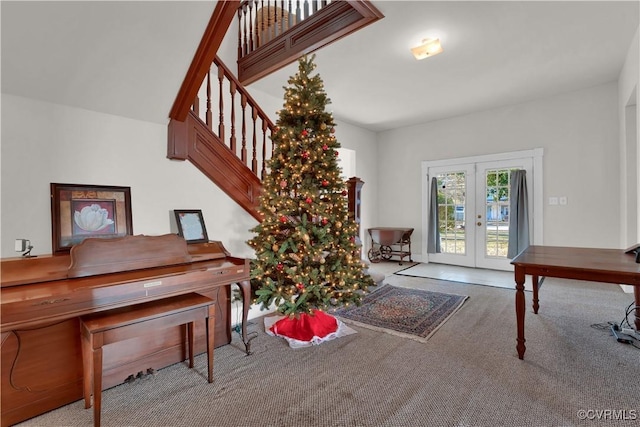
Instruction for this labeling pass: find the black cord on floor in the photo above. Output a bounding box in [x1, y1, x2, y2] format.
[589, 301, 640, 350]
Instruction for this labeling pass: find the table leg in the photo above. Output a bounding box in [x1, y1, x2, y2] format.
[635, 285, 640, 331]
[515, 266, 526, 360]
[532, 275, 539, 314]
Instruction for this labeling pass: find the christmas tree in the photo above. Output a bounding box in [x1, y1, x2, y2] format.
[248, 55, 374, 319]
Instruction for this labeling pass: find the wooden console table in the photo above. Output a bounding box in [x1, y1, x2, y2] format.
[511, 245, 640, 360]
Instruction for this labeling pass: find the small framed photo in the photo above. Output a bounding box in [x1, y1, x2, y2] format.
[174, 210, 209, 243]
[51, 183, 133, 254]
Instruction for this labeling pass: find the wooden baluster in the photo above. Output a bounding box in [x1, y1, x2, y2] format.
[249, 1, 255, 52]
[252, 107, 258, 175]
[296, 0, 301, 21]
[230, 81, 237, 155]
[288, 0, 294, 28]
[312, 0, 318, 14]
[253, 0, 258, 48]
[237, 8, 243, 59]
[242, 3, 249, 56]
[241, 93, 248, 165]
[261, 119, 268, 180]
[205, 72, 212, 128]
[274, 0, 284, 37]
[263, 0, 276, 42]
[217, 65, 225, 143]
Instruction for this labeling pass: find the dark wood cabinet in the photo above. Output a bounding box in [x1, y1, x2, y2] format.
[347, 177, 364, 258]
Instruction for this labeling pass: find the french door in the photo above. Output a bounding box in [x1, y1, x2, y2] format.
[426, 156, 534, 271]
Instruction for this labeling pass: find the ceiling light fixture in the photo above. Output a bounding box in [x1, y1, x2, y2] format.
[411, 38, 443, 60]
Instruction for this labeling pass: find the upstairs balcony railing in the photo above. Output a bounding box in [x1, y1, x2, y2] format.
[236, 0, 383, 84]
[238, 0, 332, 58]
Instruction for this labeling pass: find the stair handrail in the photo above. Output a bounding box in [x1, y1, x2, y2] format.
[193, 56, 276, 180]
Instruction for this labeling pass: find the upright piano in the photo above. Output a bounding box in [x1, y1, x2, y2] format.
[1, 234, 252, 427]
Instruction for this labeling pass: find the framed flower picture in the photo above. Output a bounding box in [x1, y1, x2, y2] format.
[174, 209, 209, 244]
[50, 183, 133, 254]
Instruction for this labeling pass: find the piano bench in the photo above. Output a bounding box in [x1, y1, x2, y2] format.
[79, 293, 216, 427]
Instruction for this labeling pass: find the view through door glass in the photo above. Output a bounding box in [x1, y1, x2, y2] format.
[427, 163, 476, 268]
[484, 168, 511, 258]
[475, 158, 532, 270]
[427, 156, 533, 271]
[437, 172, 467, 255]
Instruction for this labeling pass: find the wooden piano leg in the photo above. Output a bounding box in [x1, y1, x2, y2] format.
[238, 280, 256, 355]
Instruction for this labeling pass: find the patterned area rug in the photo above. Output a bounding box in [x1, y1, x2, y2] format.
[333, 285, 468, 342]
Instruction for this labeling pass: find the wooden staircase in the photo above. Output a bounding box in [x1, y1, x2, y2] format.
[167, 0, 383, 221]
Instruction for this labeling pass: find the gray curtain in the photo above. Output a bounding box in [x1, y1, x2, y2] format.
[427, 177, 441, 253]
[507, 170, 529, 258]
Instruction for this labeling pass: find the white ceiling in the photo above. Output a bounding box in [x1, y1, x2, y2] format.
[2, 1, 639, 132]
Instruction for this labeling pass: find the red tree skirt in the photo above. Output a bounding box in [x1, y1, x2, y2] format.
[270, 310, 338, 342]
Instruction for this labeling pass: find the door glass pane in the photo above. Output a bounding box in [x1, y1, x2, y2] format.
[437, 172, 466, 255]
[484, 168, 513, 258]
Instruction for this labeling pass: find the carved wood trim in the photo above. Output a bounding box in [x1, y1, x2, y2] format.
[238, 0, 383, 85]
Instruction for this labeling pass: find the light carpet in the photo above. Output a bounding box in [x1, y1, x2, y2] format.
[395, 262, 534, 291]
[16, 271, 639, 427]
[333, 284, 468, 342]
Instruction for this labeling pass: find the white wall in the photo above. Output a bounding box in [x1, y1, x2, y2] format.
[618, 28, 639, 246]
[0, 94, 258, 259]
[331, 121, 378, 257]
[377, 83, 621, 254]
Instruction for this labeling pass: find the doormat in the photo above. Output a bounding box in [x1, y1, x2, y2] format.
[394, 263, 532, 291]
[332, 285, 468, 342]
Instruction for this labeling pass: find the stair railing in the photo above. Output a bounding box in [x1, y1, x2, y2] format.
[238, 0, 331, 58]
[192, 56, 275, 181]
